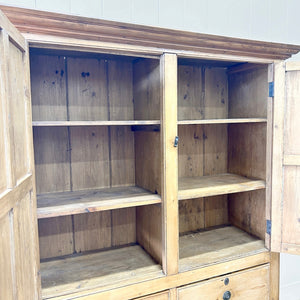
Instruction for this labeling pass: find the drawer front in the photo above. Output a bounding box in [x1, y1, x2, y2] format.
[178, 265, 270, 300]
[136, 291, 169, 300]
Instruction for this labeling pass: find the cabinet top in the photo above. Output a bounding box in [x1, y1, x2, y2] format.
[1, 5, 300, 61]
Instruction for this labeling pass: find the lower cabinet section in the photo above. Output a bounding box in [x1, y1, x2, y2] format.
[178, 265, 270, 300]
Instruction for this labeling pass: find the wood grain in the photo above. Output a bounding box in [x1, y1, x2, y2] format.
[41, 245, 162, 299]
[38, 216, 74, 259]
[3, 6, 299, 60]
[70, 126, 110, 190]
[73, 211, 112, 252]
[67, 57, 108, 121]
[179, 226, 266, 273]
[30, 54, 67, 121]
[37, 186, 161, 218]
[33, 127, 71, 194]
[133, 59, 160, 120]
[228, 66, 268, 118]
[178, 173, 265, 200]
[178, 265, 269, 299]
[160, 53, 178, 275]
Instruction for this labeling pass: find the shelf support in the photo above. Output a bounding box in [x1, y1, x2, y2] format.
[160, 53, 178, 275]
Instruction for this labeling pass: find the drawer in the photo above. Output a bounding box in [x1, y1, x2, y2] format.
[178, 265, 269, 300]
[135, 291, 170, 300]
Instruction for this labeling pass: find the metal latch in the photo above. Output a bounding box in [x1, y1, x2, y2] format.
[174, 136, 179, 147]
[269, 82, 274, 97]
[266, 220, 271, 235]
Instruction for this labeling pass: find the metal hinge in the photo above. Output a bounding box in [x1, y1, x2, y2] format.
[266, 220, 272, 235]
[268, 82, 274, 97]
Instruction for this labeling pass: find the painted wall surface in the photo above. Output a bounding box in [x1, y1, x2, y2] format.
[0, 0, 300, 299]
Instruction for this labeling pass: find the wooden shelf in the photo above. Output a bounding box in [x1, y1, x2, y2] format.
[178, 173, 265, 200]
[179, 226, 266, 272]
[177, 118, 267, 125]
[32, 120, 160, 126]
[37, 186, 161, 219]
[41, 245, 163, 299]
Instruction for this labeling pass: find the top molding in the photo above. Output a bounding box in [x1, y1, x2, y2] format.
[1, 5, 300, 60]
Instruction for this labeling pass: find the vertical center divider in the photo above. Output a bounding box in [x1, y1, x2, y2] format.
[160, 53, 179, 275]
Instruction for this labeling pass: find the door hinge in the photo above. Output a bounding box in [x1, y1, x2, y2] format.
[268, 82, 274, 97]
[266, 220, 271, 235]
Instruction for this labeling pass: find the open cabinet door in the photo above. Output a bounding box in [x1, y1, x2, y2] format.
[271, 61, 300, 254]
[0, 10, 40, 299]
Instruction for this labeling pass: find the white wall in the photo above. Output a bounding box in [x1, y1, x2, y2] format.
[1, 0, 300, 298]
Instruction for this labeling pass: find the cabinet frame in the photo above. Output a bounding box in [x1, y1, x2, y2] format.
[1, 5, 300, 300]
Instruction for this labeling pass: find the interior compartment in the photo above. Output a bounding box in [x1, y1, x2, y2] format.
[30, 50, 163, 297]
[177, 60, 268, 272]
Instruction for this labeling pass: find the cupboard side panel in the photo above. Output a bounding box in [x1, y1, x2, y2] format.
[135, 131, 161, 194]
[228, 66, 268, 118]
[228, 123, 266, 180]
[229, 190, 266, 240]
[133, 59, 160, 120]
[136, 204, 162, 264]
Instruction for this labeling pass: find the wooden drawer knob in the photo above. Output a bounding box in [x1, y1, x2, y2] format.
[223, 291, 231, 300]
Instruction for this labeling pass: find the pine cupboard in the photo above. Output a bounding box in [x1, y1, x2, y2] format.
[0, 6, 300, 300]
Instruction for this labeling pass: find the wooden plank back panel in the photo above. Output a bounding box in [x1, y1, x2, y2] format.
[30, 54, 67, 121]
[178, 64, 203, 120]
[38, 216, 74, 259]
[178, 124, 228, 232]
[204, 68, 228, 118]
[228, 66, 268, 118]
[108, 59, 133, 121]
[110, 126, 135, 187]
[179, 198, 204, 233]
[133, 59, 160, 120]
[70, 126, 110, 190]
[33, 127, 71, 194]
[74, 211, 112, 252]
[0, 10, 40, 298]
[178, 125, 204, 178]
[67, 57, 108, 121]
[112, 207, 136, 247]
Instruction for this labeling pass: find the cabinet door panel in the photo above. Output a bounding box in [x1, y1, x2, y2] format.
[0, 9, 40, 299]
[271, 62, 300, 254]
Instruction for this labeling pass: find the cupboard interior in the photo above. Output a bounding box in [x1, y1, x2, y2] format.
[30, 50, 163, 296]
[177, 60, 268, 272]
